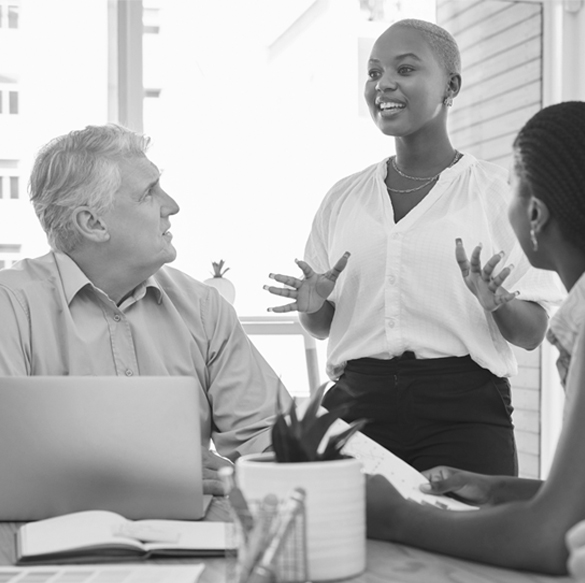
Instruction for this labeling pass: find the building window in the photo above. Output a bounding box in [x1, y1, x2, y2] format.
[143, 7, 160, 34]
[0, 161, 20, 199]
[8, 3, 18, 28]
[8, 90, 18, 114]
[9, 176, 18, 198]
[0, 88, 20, 114]
[0, 2, 19, 29]
[0, 243, 22, 269]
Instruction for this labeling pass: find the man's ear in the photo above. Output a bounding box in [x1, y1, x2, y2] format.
[71, 206, 111, 243]
[528, 196, 550, 235]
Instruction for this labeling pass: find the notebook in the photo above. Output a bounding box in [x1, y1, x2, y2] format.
[0, 376, 210, 521]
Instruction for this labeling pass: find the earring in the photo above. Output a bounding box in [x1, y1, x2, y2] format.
[443, 96, 453, 107]
[530, 227, 538, 251]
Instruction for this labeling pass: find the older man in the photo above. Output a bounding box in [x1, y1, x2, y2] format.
[0, 123, 292, 493]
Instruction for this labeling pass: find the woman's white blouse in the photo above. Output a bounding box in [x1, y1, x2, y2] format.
[304, 153, 565, 381]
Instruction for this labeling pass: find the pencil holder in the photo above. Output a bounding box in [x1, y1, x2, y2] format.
[227, 491, 308, 583]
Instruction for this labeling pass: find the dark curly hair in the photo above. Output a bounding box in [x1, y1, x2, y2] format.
[513, 101, 585, 253]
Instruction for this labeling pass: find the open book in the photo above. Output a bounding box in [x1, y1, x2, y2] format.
[332, 419, 478, 511]
[16, 510, 231, 565]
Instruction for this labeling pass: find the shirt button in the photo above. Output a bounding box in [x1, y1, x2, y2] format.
[125, 369, 133, 376]
[113, 314, 121, 322]
[388, 319, 395, 328]
[388, 275, 396, 285]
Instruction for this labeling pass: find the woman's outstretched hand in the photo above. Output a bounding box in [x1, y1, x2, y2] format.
[264, 252, 350, 314]
[420, 465, 496, 507]
[455, 238, 519, 312]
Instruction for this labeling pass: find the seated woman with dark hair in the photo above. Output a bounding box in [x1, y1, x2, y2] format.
[366, 100, 585, 576]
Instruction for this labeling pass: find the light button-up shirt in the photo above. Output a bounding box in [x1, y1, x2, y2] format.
[0, 252, 292, 459]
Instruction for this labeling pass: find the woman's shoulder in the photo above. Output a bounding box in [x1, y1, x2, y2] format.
[461, 153, 509, 184]
[318, 159, 387, 210]
[457, 153, 511, 205]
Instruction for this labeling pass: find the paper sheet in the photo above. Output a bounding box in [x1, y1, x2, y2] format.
[333, 419, 478, 511]
[0, 565, 205, 583]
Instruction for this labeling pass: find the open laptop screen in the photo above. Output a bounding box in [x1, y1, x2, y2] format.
[0, 376, 205, 521]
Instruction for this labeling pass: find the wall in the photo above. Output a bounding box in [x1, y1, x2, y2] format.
[437, 0, 544, 478]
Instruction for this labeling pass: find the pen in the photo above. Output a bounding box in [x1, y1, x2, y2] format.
[237, 493, 279, 583]
[219, 467, 255, 537]
[246, 488, 306, 583]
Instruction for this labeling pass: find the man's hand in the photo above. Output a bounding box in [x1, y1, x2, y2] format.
[202, 447, 234, 496]
[264, 253, 350, 314]
[420, 465, 496, 506]
[455, 239, 519, 312]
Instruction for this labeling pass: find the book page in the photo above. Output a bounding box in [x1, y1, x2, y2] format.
[18, 510, 143, 558]
[332, 420, 477, 511]
[136, 520, 230, 552]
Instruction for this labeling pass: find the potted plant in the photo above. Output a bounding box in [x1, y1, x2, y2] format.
[235, 383, 368, 581]
[203, 260, 236, 304]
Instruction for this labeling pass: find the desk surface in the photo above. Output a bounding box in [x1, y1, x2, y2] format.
[0, 499, 571, 583]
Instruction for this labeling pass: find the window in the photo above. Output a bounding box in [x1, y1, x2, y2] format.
[143, 7, 160, 34]
[9, 90, 18, 113]
[0, 243, 22, 268]
[9, 176, 18, 198]
[8, 3, 17, 28]
[0, 88, 20, 115]
[0, 1, 19, 29]
[0, 161, 19, 200]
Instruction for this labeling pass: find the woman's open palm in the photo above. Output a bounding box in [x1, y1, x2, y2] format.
[265, 252, 350, 314]
[455, 239, 518, 312]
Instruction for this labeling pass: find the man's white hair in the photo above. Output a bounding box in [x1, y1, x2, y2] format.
[29, 124, 151, 254]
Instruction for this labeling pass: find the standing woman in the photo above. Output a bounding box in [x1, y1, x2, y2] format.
[265, 19, 563, 476]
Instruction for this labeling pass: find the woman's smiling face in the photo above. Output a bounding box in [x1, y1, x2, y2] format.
[364, 25, 450, 138]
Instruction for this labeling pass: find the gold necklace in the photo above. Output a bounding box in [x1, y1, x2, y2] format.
[387, 151, 461, 194]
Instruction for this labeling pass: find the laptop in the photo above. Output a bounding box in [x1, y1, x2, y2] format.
[0, 376, 211, 521]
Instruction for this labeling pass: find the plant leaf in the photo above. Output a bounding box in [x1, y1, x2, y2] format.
[299, 382, 328, 434]
[318, 418, 369, 461]
[298, 404, 350, 461]
[272, 414, 309, 462]
[211, 259, 229, 277]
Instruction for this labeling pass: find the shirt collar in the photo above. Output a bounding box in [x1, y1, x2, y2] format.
[130, 276, 164, 305]
[54, 252, 94, 305]
[54, 252, 164, 306]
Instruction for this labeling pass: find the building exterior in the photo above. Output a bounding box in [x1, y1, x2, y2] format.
[0, 0, 23, 268]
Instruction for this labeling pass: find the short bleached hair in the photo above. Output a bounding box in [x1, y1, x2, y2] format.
[391, 18, 461, 76]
